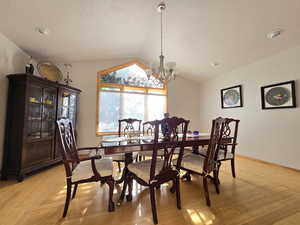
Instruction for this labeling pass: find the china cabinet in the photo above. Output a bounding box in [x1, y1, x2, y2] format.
[1, 74, 81, 181]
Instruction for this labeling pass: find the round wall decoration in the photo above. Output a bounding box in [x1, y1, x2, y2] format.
[265, 87, 290, 106]
[223, 89, 240, 106]
[37, 62, 63, 82]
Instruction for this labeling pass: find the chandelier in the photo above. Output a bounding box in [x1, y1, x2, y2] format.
[147, 1, 176, 83]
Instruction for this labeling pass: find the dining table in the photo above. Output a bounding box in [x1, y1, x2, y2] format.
[100, 133, 214, 184]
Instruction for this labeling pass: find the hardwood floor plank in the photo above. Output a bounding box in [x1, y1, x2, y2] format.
[1, 157, 300, 225]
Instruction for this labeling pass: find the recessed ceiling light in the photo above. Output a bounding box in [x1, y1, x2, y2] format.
[35, 27, 50, 35]
[211, 62, 220, 67]
[267, 29, 284, 39]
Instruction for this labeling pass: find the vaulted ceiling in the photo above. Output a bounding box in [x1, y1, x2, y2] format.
[1, 0, 300, 81]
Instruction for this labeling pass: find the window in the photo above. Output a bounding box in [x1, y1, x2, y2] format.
[97, 61, 167, 135]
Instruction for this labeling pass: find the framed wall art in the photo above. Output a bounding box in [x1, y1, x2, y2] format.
[221, 85, 243, 109]
[261, 80, 296, 109]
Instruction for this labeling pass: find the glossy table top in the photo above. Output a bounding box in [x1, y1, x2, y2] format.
[100, 133, 212, 155]
[101, 133, 211, 147]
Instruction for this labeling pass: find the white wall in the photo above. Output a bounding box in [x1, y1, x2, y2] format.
[199, 45, 300, 170]
[168, 76, 200, 130]
[62, 60, 200, 147]
[0, 33, 31, 169]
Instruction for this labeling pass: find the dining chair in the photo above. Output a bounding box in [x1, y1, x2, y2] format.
[112, 118, 141, 172]
[173, 123, 194, 155]
[56, 118, 115, 217]
[119, 117, 190, 224]
[178, 117, 226, 207]
[198, 118, 240, 179]
[138, 121, 165, 161]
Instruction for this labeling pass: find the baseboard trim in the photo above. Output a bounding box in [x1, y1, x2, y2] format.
[236, 154, 300, 173]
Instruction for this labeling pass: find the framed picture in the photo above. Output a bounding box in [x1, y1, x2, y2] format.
[261, 80, 296, 109]
[220, 85, 243, 109]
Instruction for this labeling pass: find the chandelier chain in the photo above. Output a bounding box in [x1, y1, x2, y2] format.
[160, 7, 163, 56]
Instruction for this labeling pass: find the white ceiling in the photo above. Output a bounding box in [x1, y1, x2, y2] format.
[1, 0, 300, 82]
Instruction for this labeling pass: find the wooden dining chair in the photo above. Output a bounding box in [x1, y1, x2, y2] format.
[138, 121, 165, 161]
[173, 122, 194, 155]
[56, 118, 115, 217]
[178, 117, 226, 207]
[119, 117, 190, 224]
[112, 118, 142, 172]
[199, 118, 240, 179]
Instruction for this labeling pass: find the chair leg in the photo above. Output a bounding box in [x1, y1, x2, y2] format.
[175, 177, 181, 209]
[170, 180, 176, 193]
[203, 176, 211, 207]
[231, 158, 236, 178]
[126, 176, 133, 201]
[150, 186, 158, 224]
[72, 183, 78, 199]
[119, 178, 128, 202]
[182, 172, 191, 182]
[107, 178, 115, 212]
[63, 179, 72, 217]
[217, 162, 221, 184]
[118, 162, 121, 173]
[213, 170, 220, 194]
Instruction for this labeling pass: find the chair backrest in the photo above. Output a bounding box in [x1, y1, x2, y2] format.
[142, 121, 155, 135]
[203, 117, 226, 174]
[56, 118, 79, 177]
[150, 117, 190, 181]
[221, 118, 240, 155]
[118, 118, 142, 137]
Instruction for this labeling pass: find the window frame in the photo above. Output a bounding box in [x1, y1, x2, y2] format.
[96, 61, 168, 136]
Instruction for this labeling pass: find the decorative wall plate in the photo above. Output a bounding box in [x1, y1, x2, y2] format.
[223, 89, 240, 105]
[37, 62, 63, 82]
[265, 87, 290, 106]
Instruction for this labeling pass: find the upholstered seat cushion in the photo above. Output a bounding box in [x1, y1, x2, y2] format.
[128, 159, 164, 182]
[198, 149, 234, 160]
[178, 154, 205, 174]
[72, 158, 113, 182]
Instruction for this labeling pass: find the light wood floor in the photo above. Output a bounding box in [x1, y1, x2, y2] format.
[1, 156, 300, 225]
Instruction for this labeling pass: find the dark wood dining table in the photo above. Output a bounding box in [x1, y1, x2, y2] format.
[100, 133, 213, 184]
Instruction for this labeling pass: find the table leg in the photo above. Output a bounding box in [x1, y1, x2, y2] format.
[192, 145, 199, 154]
[116, 152, 133, 184]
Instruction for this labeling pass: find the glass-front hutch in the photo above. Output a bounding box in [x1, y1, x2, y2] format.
[1, 74, 81, 181]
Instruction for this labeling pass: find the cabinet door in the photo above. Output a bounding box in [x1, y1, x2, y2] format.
[59, 90, 78, 126]
[23, 84, 57, 168]
[27, 85, 43, 140]
[55, 89, 79, 159]
[41, 87, 57, 138]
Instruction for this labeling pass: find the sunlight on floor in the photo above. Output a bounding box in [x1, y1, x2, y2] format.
[186, 209, 215, 225]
